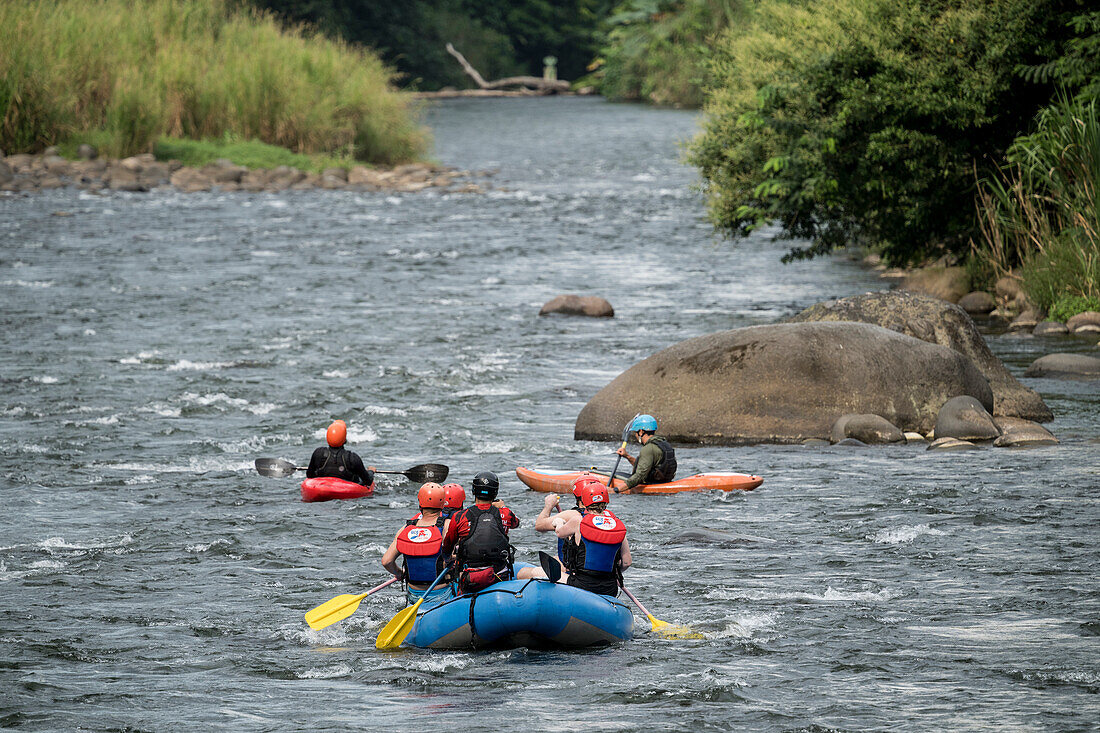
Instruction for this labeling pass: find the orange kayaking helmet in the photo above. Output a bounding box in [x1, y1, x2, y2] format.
[442, 483, 466, 509]
[418, 482, 445, 509]
[579, 483, 610, 508]
[326, 420, 347, 447]
[571, 474, 605, 501]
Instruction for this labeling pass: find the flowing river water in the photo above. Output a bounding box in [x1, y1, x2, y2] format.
[1, 97, 1098, 731]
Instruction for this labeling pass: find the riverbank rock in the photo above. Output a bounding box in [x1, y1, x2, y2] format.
[786, 291, 1052, 421]
[899, 266, 970, 303]
[574, 321, 993, 444]
[1034, 321, 1070, 336]
[0, 150, 481, 195]
[539, 294, 614, 318]
[1024, 353, 1100, 380]
[934, 396, 1000, 441]
[958, 291, 996, 315]
[1067, 311, 1100, 334]
[830, 414, 904, 444]
[992, 417, 1058, 447]
[1009, 308, 1043, 331]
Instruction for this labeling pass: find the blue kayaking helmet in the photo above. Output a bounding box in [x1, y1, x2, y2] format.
[631, 414, 658, 432]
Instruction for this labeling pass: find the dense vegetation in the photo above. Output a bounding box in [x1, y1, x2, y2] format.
[594, 0, 741, 107]
[250, 0, 614, 90]
[0, 0, 426, 163]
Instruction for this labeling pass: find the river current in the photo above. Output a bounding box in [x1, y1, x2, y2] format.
[1, 97, 1097, 731]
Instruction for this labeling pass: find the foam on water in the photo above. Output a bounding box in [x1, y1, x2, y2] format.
[869, 523, 948, 544]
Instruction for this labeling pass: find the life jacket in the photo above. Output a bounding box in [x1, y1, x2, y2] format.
[396, 520, 445, 585]
[647, 438, 677, 483]
[315, 446, 357, 483]
[556, 505, 583, 564]
[564, 510, 626, 596]
[456, 504, 514, 571]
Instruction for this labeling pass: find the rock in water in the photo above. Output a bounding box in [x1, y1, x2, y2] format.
[574, 321, 993, 444]
[934, 395, 1000, 441]
[1024, 353, 1100, 380]
[830, 414, 904, 444]
[539, 294, 614, 318]
[786, 291, 1051, 421]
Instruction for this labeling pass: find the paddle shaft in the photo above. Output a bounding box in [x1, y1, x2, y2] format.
[619, 584, 655, 619]
[609, 414, 639, 493]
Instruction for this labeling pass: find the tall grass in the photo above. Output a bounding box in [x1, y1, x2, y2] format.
[0, 0, 427, 164]
[973, 96, 1100, 316]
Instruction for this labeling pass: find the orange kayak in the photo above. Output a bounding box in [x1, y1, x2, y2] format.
[514, 467, 762, 495]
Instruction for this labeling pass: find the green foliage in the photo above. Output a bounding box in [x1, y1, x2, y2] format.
[596, 0, 744, 107]
[250, 0, 612, 89]
[0, 0, 427, 163]
[974, 96, 1100, 313]
[690, 0, 1074, 265]
[153, 136, 352, 172]
[1049, 294, 1100, 321]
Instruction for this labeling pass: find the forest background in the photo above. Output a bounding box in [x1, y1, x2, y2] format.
[2, 0, 1098, 316]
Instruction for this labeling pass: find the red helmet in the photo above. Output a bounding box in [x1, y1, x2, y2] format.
[417, 482, 445, 509]
[326, 420, 347, 447]
[571, 474, 604, 500]
[442, 483, 465, 509]
[579, 483, 610, 508]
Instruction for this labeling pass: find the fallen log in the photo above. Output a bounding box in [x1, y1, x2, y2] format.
[445, 43, 570, 94]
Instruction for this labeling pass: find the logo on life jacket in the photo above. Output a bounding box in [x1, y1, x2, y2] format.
[592, 515, 618, 530]
[405, 528, 434, 543]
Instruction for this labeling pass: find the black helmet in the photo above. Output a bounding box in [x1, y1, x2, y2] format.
[471, 471, 499, 500]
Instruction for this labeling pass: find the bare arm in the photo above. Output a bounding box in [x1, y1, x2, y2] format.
[380, 536, 402, 578]
[534, 493, 561, 532]
[620, 537, 632, 570]
[554, 513, 582, 539]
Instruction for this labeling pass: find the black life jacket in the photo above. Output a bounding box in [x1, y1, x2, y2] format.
[564, 510, 626, 596]
[647, 438, 677, 483]
[315, 447, 355, 481]
[397, 519, 445, 585]
[456, 504, 514, 570]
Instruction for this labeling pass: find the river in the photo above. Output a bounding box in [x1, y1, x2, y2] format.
[1, 97, 1097, 731]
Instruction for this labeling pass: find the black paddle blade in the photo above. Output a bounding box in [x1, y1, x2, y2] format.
[538, 551, 562, 583]
[404, 464, 449, 483]
[255, 457, 302, 477]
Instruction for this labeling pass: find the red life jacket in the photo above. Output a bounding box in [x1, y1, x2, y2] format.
[564, 510, 626, 596]
[396, 520, 444, 585]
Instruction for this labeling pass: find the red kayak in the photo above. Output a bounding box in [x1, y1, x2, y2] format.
[300, 477, 375, 502]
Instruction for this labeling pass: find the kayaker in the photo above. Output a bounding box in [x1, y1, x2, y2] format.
[534, 474, 602, 567]
[382, 482, 453, 605]
[443, 471, 544, 594]
[556, 483, 632, 597]
[441, 483, 466, 521]
[305, 420, 375, 486]
[614, 414, 677, 493]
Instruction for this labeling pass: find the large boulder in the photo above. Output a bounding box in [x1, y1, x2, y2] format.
[830, 414, 904, 444]
[992, 417, 1058, 447]
[574, 321, 993, 444]
[787, 291, 1052, 421]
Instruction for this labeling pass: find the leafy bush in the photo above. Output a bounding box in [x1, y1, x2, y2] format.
[974, 96, 1100, 314]
[1049, 295, 1100, 322]
[596, 0, 743, 107]
[0, 0, 427, 163]
[690, 0, 1070, 264]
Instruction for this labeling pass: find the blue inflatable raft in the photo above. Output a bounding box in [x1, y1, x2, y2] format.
[402, 579, 634, 649]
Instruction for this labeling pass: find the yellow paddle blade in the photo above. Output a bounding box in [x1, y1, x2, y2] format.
[375, 599, 422, 650]
[648, 614, 705, 640]
[304, 592, 370, 631]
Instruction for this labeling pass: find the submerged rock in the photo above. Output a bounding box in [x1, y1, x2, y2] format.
[992, 417, 1058, 447]
[927, 437, 979, 451]
[539, 294, 614, 318]
[787, 291, 1052, 421]
[830, 414, 904, 444]
[1033, 321, 1070, 336]
[669, 528, 776, 548]
[1024, 353, 1100, 380]
[574, 321, 993, 444]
